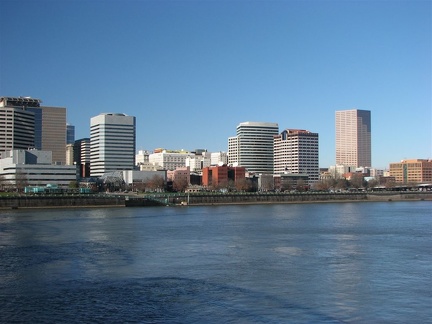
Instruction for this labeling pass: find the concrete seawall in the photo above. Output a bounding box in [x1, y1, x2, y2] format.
[1, 192, 431, 209]
[0, 195, 125, 209]
[130, 191, 432, 206]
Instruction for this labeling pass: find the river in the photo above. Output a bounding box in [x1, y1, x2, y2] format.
[0, 201, 431, 323]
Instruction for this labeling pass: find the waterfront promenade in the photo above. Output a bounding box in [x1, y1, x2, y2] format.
[0, 191, 431, 209]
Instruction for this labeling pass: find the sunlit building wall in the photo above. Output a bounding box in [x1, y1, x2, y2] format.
[335, 109, 371, 167]
[274, 129, 319, 183]
[228, 121, 279, 174]
[90, 113, 136, 177]
[389, 159, 432, 183]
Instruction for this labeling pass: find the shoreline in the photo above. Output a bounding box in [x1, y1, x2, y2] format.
[1, 192, 430, 210]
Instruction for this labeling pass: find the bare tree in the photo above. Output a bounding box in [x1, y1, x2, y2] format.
[350, 173, 364, 189]
[0, 174, 5, 191]
[173, 177, 189, 192]
[215, 179, 229, 192]
[148, 175, 165, 192]
[260, 176, 274, 192]
[385, 179, 396, 190]
[235, 178, 251, 192]
[335, 178, 349, 190]
[314, 178, 336, 191]
[296, 179, 307, 192]
[15, 170, 28, 192]
[366, 179, 379, 190]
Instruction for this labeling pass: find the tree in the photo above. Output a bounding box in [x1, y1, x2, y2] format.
[0, 174, 5, 191]
[350, 173, 364, 189]
[314, 178, 336, 191]
[216, 179, 229, 192]
[69, 181, 79, 189]
[148, 175, 165, 192]
[385, 179, 396, 190]
[296, 179, 307, 192]
[366, 179, 379, 190]
[235, 178, 252, 192]
[335, 178, 348, 190]
[260, 175, 274, 192]
[15, 170, 28, 192]
[173, 177, 189, 192]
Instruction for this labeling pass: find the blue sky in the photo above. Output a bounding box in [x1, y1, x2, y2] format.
[0, 0, 430, 169]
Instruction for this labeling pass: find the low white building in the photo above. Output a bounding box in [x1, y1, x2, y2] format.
[149, 150, 195, 170]
[0, 149, 76, 188]
[328, 164, 356, 178]
[122, 170, 167, 185]
[186, 152, 211, 172]
[211, 152, 228, 166]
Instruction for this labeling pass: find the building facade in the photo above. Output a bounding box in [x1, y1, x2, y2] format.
[74, 138, 91, 178]
[0, 97, 67, 164]
[335, 109, 371, 167]
[90, 113, 136, 177]
[211, 151, 228, 166]
[274, 129, 319, 183]
[66, 124, 75, 145]
[389, 159, 432, 183]
[149, 150, 195, 171]
[228, 121, 279, 174]
[27, 104, 67, 165]
[0, 149, 76, 189]
[0, 97, 36, 157]
[202, 165, 246, 188]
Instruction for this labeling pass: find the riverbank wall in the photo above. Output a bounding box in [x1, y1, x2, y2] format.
[1, 192, 431, 209]
[0, 195, 125, 209]
[178, 192, 432, 205]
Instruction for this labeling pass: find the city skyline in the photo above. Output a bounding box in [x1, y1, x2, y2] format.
[0, 1, 430, 169]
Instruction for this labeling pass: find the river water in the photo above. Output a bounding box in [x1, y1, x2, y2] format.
[0, 201, 431, 323]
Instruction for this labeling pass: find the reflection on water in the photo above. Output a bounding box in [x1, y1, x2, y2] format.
[0, 202, 431, 323]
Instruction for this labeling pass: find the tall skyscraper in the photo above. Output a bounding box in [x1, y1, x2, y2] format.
[1, 96, 67, 165]
[0, 97, 67, 164]
[228, 121, 279, 174]
[0, 97, 36, 157]
[90, 113, 136, 177]
[74, 138, 90, 178]
[66, 124, 75, 144]
[335, 109, 371, 167]
[27, 105, 66, 164]
[274, 129, 319, 183]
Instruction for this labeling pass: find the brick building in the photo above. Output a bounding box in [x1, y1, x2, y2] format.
[202, 165, 246, 188]
[389, 159, 432, 183]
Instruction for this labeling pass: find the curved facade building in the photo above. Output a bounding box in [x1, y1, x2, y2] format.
[228, 121, 279, 174]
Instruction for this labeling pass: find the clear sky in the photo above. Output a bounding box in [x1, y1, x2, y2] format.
[0, 0, 430, 169]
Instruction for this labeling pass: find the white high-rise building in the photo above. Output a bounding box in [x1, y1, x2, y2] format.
[90, 113, 136, 177]
[335, 109, 371, 167]
[274, 129, 319, 183]
[228, 121, 279, 174]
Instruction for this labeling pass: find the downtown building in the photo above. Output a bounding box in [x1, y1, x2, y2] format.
[74, 138, 91, 178]
[90, 113, 136, 177]
[274, 129, 319, 183]
[335, 109, 371, 168]
[0, 149, 76, 189]
[149, 149, 196, 171]
[0, 97, 35, 156]
[0, 97, 67, 164]
[389, 159, 432, 184]
[228, 121, 279, 174]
